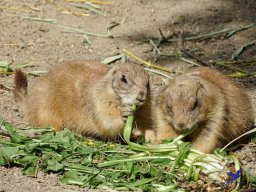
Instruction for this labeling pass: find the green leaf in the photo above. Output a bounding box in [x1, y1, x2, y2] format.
[19, 156, 39, 176]
[75, 144, 97, 155]
[60, 170, 88, 186]
[170, 142, 191, 172]
[176, 142, 191, 165]
[16, 155, 39, 166]
[126, 161, 134, 173]
[52, 128, 76, 145]
[3, 122, 31, 144]
[0, 147, 20, 165]
[25, 143, 40, 153]
[22, 165, 37, 176]
[47, 159, 64, 172]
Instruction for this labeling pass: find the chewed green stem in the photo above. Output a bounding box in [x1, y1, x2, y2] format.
[123, 105, 136, 142]
[172, 125, 198, 143]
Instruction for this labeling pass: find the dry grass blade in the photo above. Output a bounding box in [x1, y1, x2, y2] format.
[166, 24, 255, 42]
[0, 6, 31, 13]
[82, 34, 90, 45]
[64, 0, 114, 5]
[16, 61, 34, 69]
[122, 49, 173, 73]
[149, 39, 179, 58]
[0, 71, 47, 76]
[22, 16, 57, 23]
[215, 59, 256, 65]
[167, 28, 231, 42]
[226, 72, 249, 78]
[57, 24, 111, 37]
[181, 49, 211, 67]
[221, 127, 256, 151]
[0, 71, 14, 75]
[213, 61, 248, 74]
[231, 41, 256, 60]
[101, 54, 125, 65]
[225, 24, 256, 38]
[27, 71, 47, 76]
[179, 57, 201, 67]
[47, 0, 90, 16]
[144, 68, 173, 79]
[68, 3, 106, 16]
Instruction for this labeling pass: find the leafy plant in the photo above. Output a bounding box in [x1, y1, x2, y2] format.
[0, 114, 253, 191]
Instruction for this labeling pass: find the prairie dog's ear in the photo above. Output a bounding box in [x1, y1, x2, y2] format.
[195, 79, 207, 97]
[108, 64, 121, 76]
[195, 80, 204, 88]
[157, 85, 169, 106]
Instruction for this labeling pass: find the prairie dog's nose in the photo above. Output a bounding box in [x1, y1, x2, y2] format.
[176, 123, 185, 131]
[137, 91, 146, 103]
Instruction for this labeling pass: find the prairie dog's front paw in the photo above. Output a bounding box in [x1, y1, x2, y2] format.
[132, 129, 142, 138]
[122, 105, 134, 121]
[145, 130, 158, 144]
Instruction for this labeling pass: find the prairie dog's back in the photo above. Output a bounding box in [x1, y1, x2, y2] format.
[23, 61, 109, 130]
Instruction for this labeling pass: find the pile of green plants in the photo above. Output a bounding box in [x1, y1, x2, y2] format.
[0, 114, 255, 191]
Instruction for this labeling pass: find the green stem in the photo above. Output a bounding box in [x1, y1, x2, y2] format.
[98, 156, 176, 167]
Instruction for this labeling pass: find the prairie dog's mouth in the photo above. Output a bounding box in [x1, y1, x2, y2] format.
[121, 97, 138, 106]
[180, 124, 199, 135]
[174, 122, 198, 134]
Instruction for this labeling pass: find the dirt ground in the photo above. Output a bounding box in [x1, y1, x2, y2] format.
[0, 0, 256, 191]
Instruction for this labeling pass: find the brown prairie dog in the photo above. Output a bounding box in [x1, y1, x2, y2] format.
[14, 61, 150, 139]
[154, 67, 254, 153]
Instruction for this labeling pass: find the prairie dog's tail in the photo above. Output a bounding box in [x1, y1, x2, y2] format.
[14, 69, 28, 102]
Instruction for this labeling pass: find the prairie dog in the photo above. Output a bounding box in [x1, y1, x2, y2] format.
[14, 61, 150, 139]
[154, 67, 254, 153]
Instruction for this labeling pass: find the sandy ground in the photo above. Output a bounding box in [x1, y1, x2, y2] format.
[0, 0, 256, 191]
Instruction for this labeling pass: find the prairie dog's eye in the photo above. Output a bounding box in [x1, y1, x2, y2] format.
[192, 98, 199, 111]
[121, 75, 127, 83]
[166, 105, 173, 115]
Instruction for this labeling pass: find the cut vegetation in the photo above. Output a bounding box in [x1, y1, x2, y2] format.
[1, 112, 255, 191]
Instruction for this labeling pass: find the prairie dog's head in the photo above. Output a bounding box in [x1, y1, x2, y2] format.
[108, 63, 149, 106]
[160, 76, 211, 132]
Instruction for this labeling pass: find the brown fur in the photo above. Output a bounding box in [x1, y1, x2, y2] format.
[153, 67, 254, 153]
[14, 61, 150, 139]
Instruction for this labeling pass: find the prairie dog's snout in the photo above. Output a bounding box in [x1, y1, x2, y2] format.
[121, 89, 147, 106]
[173, 122, 187, 132]
[137, 90, 146, 103]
